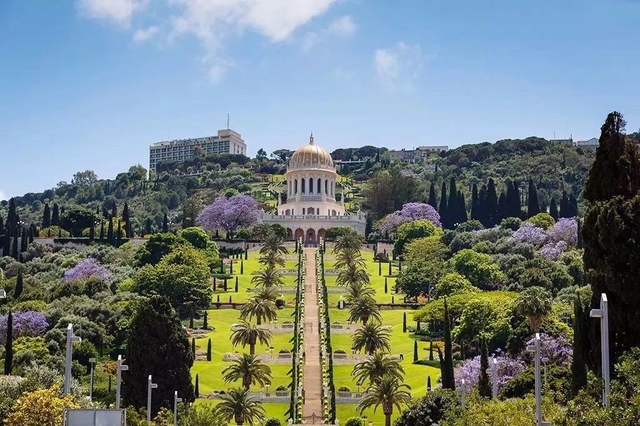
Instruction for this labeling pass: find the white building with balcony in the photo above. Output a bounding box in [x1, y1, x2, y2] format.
[259, 134, 366, 244]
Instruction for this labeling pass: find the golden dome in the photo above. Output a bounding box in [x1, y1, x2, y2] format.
[288, 134, 334, 171]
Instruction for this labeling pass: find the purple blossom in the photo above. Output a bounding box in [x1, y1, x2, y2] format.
[197, 194, 259, 235]
[547, 218, 578, 246]
[540, 241, 568, 260]
[510, 223, 547, 246]
[455, 349, 526, 392]
[0, 311, 48, 343]
[63, 258, 111, 282]
[379, 203, 441, 234]
[523, 333, 573, 365]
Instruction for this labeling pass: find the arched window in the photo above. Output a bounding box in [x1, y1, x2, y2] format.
[325, 179, 328, 194]
[309, 178, 314, 194]
[318, 178, 322, 194]
[301, 178, 306, 193]
[308, 207, 315, 215]
[294, 179, 298, 194]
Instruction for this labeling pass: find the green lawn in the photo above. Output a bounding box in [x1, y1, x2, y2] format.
[191, 249, 298, 421]
[324, 250, 439, 424]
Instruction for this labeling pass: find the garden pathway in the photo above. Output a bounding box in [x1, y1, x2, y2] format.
[302, 247, 323, 422]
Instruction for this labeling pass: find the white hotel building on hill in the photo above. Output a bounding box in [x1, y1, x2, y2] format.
[149, 128, 247, 171]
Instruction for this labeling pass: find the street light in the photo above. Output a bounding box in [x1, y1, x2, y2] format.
[89, 358, 96, 401]
[526, 333, 550, 426]
[64, 324, 82, 395]
[490, 357, 498, 398]
[116, 355, 129, 409]
[590, 293, 610, 407]
[147, 375, 158, 423]
[173, 391, 183, 426]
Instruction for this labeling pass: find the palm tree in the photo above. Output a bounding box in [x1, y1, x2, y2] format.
[251, 268, 284, 288]
[214, 388, 266, 425]
[223, 354, 272, 390]
[231, 322, 272, 355]
[258, 251, 286, 270]
[240, 297, 278, 325]
[348, 296, 382, 325]
[357, 376, 412, 426]
[334, 229, 362, 255]
[337, 262, 370, 287]
[352, 322, 391, 355]
[515, 286, 553, 332]
[259, 233, 288, 258]
[344, 281, 376, 303]
[334, 247, 366, 270]
[253, 286, 281, 303]
[352, 352, 405, 386]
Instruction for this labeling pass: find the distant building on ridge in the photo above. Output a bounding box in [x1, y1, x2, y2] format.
[388, 145, 449, 163]
[575, 137, 598, 147]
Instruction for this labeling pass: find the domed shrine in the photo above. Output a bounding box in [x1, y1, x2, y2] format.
[259, 134, 366, 244]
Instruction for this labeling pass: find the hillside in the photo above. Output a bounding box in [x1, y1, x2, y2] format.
[0, 137, 596, 235]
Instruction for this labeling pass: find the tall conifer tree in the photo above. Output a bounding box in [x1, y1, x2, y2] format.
[428, 182, 437, 209]
[438, 182, 448, 228]
[42, 203, 51, 228]
[51, 203, 59, 226]
[122, 202, 131, 238]
[486, 179, 499, 226]
[457, 191, 467, 223]
[527, 178, 540, 218]
[471, 183, 480, 221]
[448, 177, 458, 227]
[549, 198, 559, 220]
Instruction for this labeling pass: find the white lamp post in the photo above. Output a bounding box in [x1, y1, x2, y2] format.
[64, 324, 81, 395]
[147, 375, 158, 423]
[116, 355, 128, 409]
[590, 293, 610, 407]
[173, 391, 183, 426]
[526, 333, 550, 426]
[491, 357, 498, 398]
[460, 379, 466, 409]
[89, 358, 96, 400]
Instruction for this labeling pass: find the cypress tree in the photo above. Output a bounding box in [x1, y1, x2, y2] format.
[477, 184, 488, 227]
[571, 295, 588, 396]
[549, 198, 559, 220]
[235, 279, 239, 292]
[559, 191, 570, 218]
[568, 194, 579, 217]
[99, 221, 105, 240]
[2, 232, 9, 258]
[457, 191, 467, 223]
[122, 202, 130, 238]
[384, 277, 388, 294]
[486, 179, 499, 226]
[429, 340, 434, 361]
[510, 181, 522, 218]
[189, 310, 194, 329]
[4, 311, 12, 375]
[471, 183, 480, 221]
[163, 213, 169, 233]
[14, 272, 23, 299]
[413, 340, 418, 362]
[438, 182, 448, 227]
[11, 230, 18, 260]
[107, 218, 114, 244]
[191, 338, 196, 357]
[203, 311, 208, 329]
[402, 312, 406, 333]
[122, 296, 195, 414]
[20, 228, 28, 255]
[206, 338, 212, 362]
[89, 221, 95, 242]
[428, 182, 437, 209]
[42, 203, 51, 228]
[584, 111, 640, 202]
[577, 219, 583, 249]
[427, 376, 432, 391]
[195, 374, 200, 397]
[116, 221, 122, 247]
[51, 203, 59, 226]
[498, 192, 508, 221]
[439, 299, 455, 390]
[478, 338, 491, 398]
[527, 178, 540, 218]
[448, 177, 458, 227]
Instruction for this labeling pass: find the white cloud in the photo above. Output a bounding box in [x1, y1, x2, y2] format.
[301, 14, 356, 52]
[77, 0, 148, 27]
[374, 42, 424, 92]
[133, 25, 159, 42]
[327, 15, 356, 36]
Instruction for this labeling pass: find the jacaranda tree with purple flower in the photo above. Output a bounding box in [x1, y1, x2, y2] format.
[0, 311, 48, 344]
[63, 258, 111, 282]
[510, 222, 547, 246]
[546, 217, 578, 246]
[523, 333, 573, 365]
[197, 194, 259, 237]
[379, 202, 441, 235]
[455, 349, 526, 393]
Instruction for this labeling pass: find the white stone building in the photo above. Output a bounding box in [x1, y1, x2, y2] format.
[259, 135, 367, 244]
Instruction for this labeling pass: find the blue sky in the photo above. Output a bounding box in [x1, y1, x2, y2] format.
[1, 0, 640, 199]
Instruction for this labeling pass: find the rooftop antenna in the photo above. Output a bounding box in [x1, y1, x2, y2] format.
[227, 113, 230, 130]
[310, 131, 314, 145]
